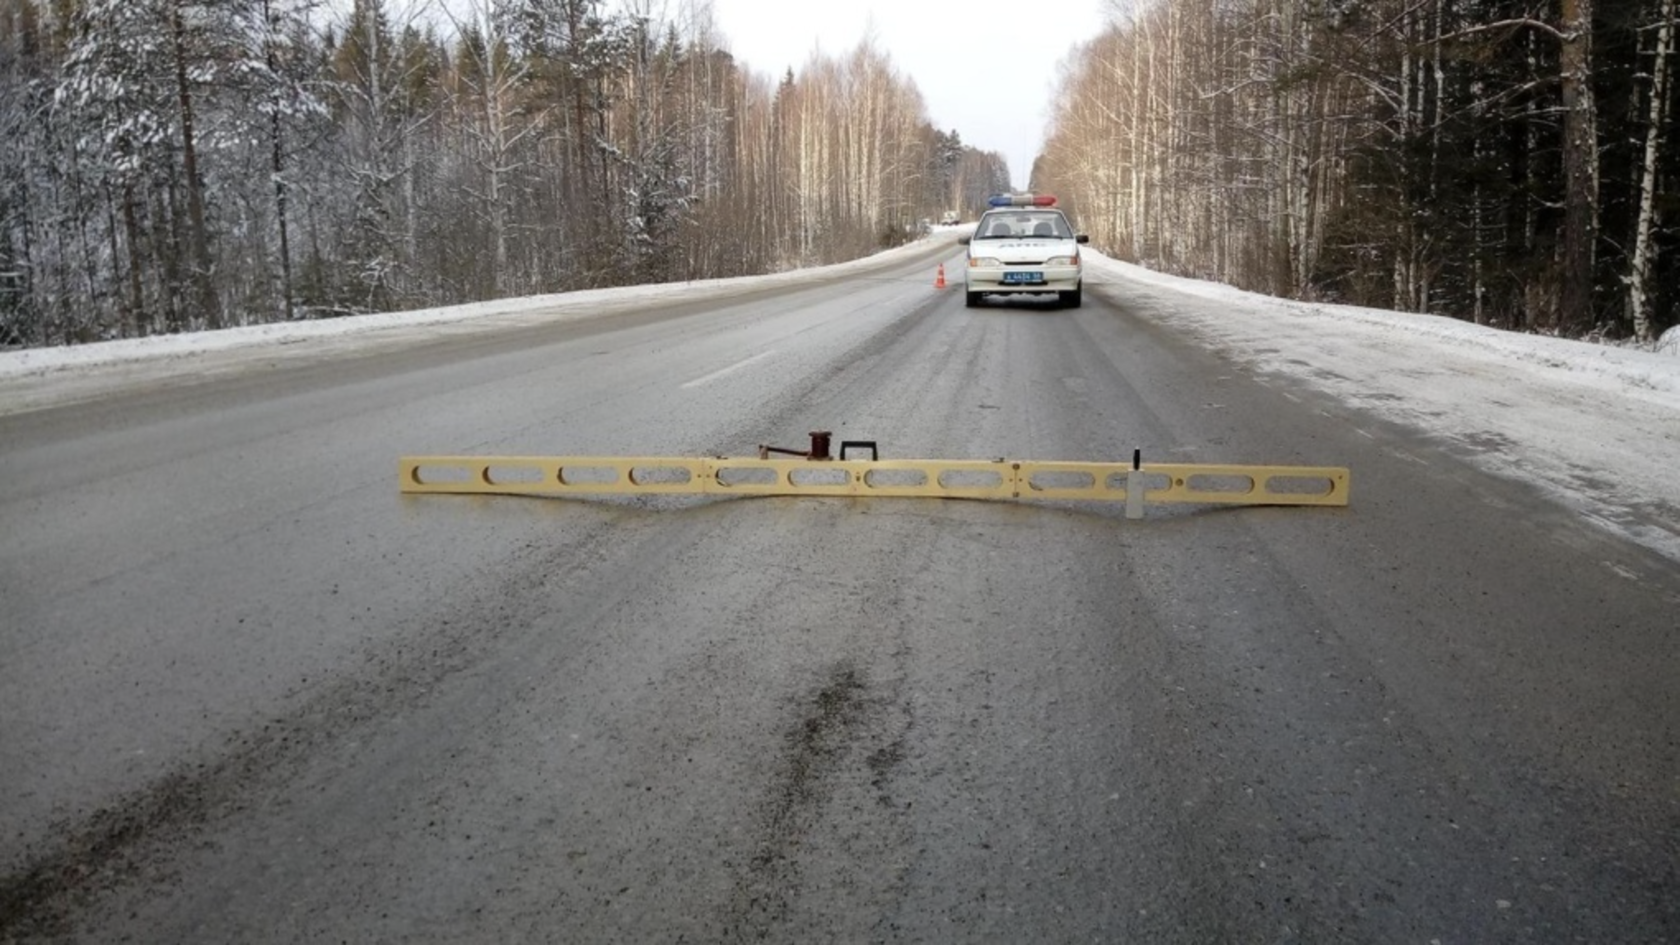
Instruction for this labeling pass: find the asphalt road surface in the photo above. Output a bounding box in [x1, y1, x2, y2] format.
[3, 244, 1677, 943]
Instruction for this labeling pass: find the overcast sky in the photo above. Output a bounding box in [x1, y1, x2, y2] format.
[705, 0, 1114, 190]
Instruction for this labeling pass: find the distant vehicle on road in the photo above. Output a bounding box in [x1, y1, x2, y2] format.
[959, 194, 1088, 309]
[941, 210, 961, 225]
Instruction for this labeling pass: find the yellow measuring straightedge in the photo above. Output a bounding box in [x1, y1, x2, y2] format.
[398, 455, 1349, 518]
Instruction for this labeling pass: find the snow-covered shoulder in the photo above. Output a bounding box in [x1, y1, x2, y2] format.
[1659, 324, 1680, 357]
[0, 235, 950, 383]
[1083, 250, 1680, 565]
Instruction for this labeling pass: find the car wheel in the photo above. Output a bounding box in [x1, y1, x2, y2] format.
[1060, 285, 1082, 308]
[965, 290, 981, 308]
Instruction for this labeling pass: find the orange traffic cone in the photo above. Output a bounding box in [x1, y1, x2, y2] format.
[935, 263, 946, 289]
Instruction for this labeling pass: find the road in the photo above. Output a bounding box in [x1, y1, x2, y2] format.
[2, 241, 1677, 942]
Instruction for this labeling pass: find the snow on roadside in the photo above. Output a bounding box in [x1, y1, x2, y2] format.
[0, 235, 956, 415]
[0, 233, 958, 381]
[1083, 250, 1680, 564]
[1659, 324, 1680, 357]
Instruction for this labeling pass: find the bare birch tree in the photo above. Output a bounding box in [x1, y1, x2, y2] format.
[1627, 0, 1674, 342]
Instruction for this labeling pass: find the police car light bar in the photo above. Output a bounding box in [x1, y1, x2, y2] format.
[987, 194, 1058, 208]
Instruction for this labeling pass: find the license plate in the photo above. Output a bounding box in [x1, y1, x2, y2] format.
[1002, 271, 1043, 284]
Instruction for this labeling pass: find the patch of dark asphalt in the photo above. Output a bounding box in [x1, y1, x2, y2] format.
[1458, 429, 1517, 454]
[0, 767, 210, 941]
[721, 663, 909, 942]
[726, 665, 866, 938]
[0, 516, 631, 942]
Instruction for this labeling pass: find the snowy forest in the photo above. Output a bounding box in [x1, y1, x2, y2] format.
[2, 0, 1674, 349]
[1036, 0, 1677, 342]
[0, 0, 1010, 347]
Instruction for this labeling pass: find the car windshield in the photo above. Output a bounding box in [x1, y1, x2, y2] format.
[974, 211, 1072, 239]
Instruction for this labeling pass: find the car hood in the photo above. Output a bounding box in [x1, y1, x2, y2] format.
[974, 239, 1079, 263]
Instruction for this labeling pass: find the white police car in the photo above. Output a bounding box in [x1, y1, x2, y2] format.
[960, 194, 1088, 309]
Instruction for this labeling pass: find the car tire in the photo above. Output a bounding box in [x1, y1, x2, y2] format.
[1060, 285, 1082, 308]
[965, 290, 981, 308]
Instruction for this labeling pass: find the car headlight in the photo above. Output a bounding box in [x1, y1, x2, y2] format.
[968, 257, 1002, 268]
[1045, 255, 1079, 267]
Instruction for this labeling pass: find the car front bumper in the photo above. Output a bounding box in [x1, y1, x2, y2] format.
[965, 264, 1082, 294]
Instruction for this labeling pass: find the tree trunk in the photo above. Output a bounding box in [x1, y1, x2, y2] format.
[1523, 29, 1545, 330]
[262, 0, 295, 321]
[271, 108, 294, 320]
[1628, 0, 1673, 343]
[120, 183, 145, 333]
[1558, 0, 1599, 333]
[170, 0, 220, 330]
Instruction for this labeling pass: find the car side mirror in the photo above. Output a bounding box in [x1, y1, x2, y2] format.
[958, 236, 971, 245]
[1077, 235, 1089, 244]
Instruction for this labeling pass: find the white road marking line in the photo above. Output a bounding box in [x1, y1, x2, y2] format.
[681, 350, 776, 389]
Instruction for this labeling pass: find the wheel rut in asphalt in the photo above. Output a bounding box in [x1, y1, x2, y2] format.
[723, 661, 915, 941]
